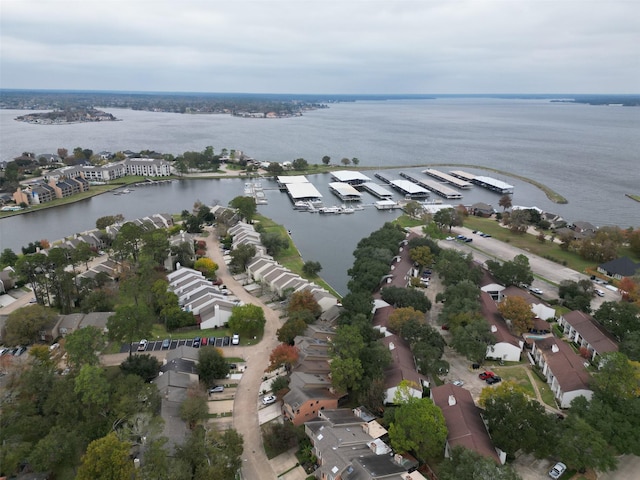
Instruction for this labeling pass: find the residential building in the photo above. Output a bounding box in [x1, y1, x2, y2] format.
[0, 268, 16, 293]
[531, 337, 593, 408]
[480, 292, 523, 362]
[283, 372, 340, 426]
[431, 384, 506, 464]
[558, 311, 618, 362]
[597, 256, 640, 280]
[380, 333, 427, 404]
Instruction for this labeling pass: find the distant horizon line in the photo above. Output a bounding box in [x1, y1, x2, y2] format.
[1, 88, 638, 97]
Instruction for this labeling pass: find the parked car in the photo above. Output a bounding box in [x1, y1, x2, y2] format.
[193, 337, 201, 348]
[548, 462, 567, 479]
[209, 385, 224, 393]
[529, 287, 543, 295]
[215, 337, 224, 347]
[28, 297, 37, 304]
[227, 363, 237, 370]
[161, 339, 170, 349]
[479, 371, 495, 380]
[223, 336, 231, 346]
[14, 346, 27, 356]
[486, 375, 502, 385]
[201, 337, 208, 346]
[595, 289, 605, 297]
[262, 395, 277, 405]
[209, 337, 216, 346]
[464, 238, 473, 243]
[452, 380, 464, 387]
[137, 339, 148, 352]
[446, 236, 455, 241]
[232, 334, 240, 345]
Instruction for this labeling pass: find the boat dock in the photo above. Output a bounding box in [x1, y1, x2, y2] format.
[374, 173, 393, 184]
[399, 172, 462, 199]
[423, 169, 473, 189]
[389, 179, 430, 199]
[244, 182, 268, 204]
[449, 170, 514, 194]
[361, 182, 394, 199]
[328, 182, 363, 202]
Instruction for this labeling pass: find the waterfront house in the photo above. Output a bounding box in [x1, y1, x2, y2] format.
[0, 268, 16, 293]
[558, 310, 618, 362]
[597, 256, 640, 280]
[571, 221, 597, 235]
[530, 337, 593, 408]
[470, 202, 495, 217]
[431, 384, 506, 464]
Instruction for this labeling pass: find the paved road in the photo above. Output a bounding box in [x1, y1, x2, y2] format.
[200, 226, 284, 480]
[428, 226, 620, 308]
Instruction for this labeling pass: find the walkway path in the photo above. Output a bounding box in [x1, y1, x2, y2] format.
[199, 226, 284, 480]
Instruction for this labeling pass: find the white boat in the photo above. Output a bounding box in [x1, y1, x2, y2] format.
[294, 201, 310, 210]
[340, 205, 355, 214]
[319, 206, 341, 214]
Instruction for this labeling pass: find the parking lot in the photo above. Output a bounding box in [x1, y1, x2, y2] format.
[120, 336, 234, 353]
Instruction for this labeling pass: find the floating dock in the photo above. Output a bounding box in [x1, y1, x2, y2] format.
[374, 173, 393, 184]
[449, 170, 476, 182]
[399, 172, 462, 199]
[423, 169, 473, 189]
[244, 182, 267, 204]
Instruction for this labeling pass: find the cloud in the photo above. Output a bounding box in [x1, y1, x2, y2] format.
[1, 0, 638, 93]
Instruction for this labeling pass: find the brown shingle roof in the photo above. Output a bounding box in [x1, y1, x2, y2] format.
[562, 311, 618, 355]
[534, 337, 591, 392]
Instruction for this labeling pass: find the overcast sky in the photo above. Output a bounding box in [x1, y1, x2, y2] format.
[1, 0, 638, 94]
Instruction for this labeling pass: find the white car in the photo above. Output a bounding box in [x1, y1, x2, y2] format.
[262, 395, 276, 405]
[137, 339, 148, 351]
[452, 380, 464, 387]
[548, 462, 566, 479]
[231, 334, 240, 345]
[445, 236, 455, 241]
[529, 287, 543, 295]
[595, 289, 605, 297]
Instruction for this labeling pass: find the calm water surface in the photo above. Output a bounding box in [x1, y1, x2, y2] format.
[1, 99, 639, 294]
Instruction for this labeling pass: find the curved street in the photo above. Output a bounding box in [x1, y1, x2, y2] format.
[200, 226, 285, 480]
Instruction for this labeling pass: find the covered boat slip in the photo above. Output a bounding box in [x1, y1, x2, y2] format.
[276, 175, 311, 190]
[389, 179, 430, 198]
[449, 170, 514, 194]
[328, 182, 363, 202]
[399, 172, 462, 199]
[422, 168, 473, 189]
[360, 182, 394, 199]
[285, 182, 324, 203]
[329, 170, 372, 185]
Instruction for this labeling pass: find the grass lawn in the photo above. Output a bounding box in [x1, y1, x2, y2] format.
[462, 217, 597, 274]
[151, 324, 232, 340]
[531, 372, 557, 407]
[493, 366, 536, 398]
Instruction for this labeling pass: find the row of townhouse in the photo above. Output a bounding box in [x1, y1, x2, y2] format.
[167, 267, 240, 329]
[305, 408, 424, 480]
[13, 176, 90, 206]
[0, 311, 112, 344]
[43, 158, 172, 183]
[230, 222, 339, 312]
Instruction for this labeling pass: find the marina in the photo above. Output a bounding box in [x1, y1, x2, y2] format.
[244, 182, 268, 204]
[389, 179, 430, 199]
[328, 182, 363, 202]
[360, 182, 394, 199]
[399, 172, 462, 199]
[329, 170, 372, 186]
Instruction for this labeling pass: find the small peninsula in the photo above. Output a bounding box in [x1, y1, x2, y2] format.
[14, 107, 118, 125]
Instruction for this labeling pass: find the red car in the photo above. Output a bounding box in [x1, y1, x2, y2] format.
[201, 337, 208, 346]
[478, 371, 495, 380]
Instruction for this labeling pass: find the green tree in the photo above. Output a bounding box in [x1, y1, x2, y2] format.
[64, 326, 105, 368]
[180, 387, 209, 430]
[260, 231, 289, 256]
[120, 353, 161, 383]
[439, 446, 522, 480]
[229, 243, 256, 273]
[330, 356, 364, 394]
[266, 162, 284, 175]
[321, 155, 331, 165]
[74, 365, 110, 410]
[498, 194, 512, 212]
[76, 432, 134, 480]
[591, 352, 640, 402]
[197, 347, 229, 386]
[277, 317, 308, 344]
[302, 260, 322, 277]
[141, 229, 170, 265]
[594, 301, 640, 341]
[486, 254, 534, 287]
[112, 222, 145, 263]
[292, 157, 308, 170]
[388, 397, 447, 462]
[0, 248, 18, 268]
[4, 304, 57, 346]
[228, 303, 266, 338]
[409, 245, 435, 268]
[557, 414, 617, 473]
[107, 304, 154, 357]
[388, 307, 424, 334]
[229, 196, 257, 222]
[95, 214, 124, 230]
[433, 208, 462, 232]
[352, 157, 359, 166]
[287, 289, 322, 318]
[341, 157, 351, 166]
[450, 318, 494, 364]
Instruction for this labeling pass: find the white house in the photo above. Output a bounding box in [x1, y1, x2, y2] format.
[481, 292, 523, 362]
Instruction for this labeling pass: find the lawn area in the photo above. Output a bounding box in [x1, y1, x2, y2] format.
[493, 366, 535, 398]
[462, 217, 597, 274]
[151, 323, 232, 340]
[254, 214, 341, 298]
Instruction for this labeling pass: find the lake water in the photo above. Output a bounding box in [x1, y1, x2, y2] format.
[1, 98, 639, 294]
